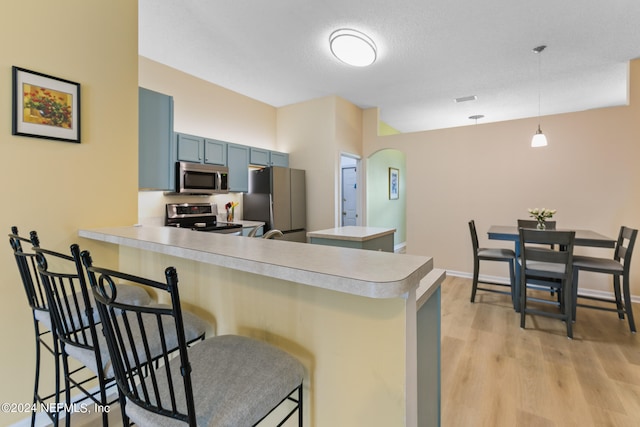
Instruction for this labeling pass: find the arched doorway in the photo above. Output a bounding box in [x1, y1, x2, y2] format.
[366, 149, 406, 252]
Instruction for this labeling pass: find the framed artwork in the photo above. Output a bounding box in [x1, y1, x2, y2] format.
[389, 167, 399, 200]
[12, 66, 81, 143]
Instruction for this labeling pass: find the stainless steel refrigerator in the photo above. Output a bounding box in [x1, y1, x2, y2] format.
[243, 167, 307, 242]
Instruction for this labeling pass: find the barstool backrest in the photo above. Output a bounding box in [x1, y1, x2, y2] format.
[81, 250, 197, 425]
[32, 238, 107, 374]
[8, 227, 49, 316]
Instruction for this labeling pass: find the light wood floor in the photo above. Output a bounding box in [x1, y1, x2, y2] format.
[442, 275, 640, 427]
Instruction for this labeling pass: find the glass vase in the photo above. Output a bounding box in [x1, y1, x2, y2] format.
[537, 220, 546, 230]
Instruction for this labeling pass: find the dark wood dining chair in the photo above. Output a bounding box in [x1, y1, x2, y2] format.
[518, 219, 558, 293]
[519, 228, 575, 338]
[469, 220, 516, 307]
[81, 250, 304, 427]
[571, 226, 637, 332]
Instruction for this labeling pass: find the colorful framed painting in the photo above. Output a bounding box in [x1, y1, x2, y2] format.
[12, 66, 81, 143]
[389, 167, 399, 200]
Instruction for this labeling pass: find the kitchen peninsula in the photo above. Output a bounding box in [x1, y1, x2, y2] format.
[79, 225, 443, 426]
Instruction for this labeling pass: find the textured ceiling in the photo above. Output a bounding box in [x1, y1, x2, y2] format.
[139, 0, 640, 133]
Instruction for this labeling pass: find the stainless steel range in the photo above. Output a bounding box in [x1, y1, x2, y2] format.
[165, 202, 243, 233]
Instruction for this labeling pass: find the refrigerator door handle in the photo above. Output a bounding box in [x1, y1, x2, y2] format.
[269, 194, 275, 231]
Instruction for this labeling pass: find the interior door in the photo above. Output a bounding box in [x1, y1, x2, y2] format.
[342, 166, 357, 226]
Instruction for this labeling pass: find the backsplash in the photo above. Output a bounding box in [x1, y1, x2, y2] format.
[138, 191, 243, 226]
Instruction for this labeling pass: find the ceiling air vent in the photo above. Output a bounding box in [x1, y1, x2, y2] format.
[454, 95, 477, 103]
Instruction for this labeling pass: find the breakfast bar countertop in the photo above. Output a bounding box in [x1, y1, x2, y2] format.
[79, 225, 431, 299]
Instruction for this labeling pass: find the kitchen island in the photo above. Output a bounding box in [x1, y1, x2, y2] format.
[79, 225, 443, 426]
[307, 225, 396, 252]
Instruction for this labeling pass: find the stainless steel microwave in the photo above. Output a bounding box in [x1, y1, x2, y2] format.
[175, 161, 229, 194]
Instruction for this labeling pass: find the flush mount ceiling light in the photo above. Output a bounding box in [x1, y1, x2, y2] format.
[531, 45, 548, 148]
[329, 29, 377, 67]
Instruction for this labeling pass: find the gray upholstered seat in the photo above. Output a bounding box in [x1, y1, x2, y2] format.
[571, 226, 637, 332]
[524, 261, 567, 275]
[126, 335, 304, 427]
[478, 247, 516, 259]
[574, 256, 623, 272]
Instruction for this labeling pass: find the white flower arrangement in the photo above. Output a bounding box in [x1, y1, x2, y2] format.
[528, 208, 556, 223]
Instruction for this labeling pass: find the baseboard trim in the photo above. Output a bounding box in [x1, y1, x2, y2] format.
[445, 270, 640, 303]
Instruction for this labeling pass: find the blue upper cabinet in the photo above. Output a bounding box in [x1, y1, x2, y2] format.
[173, 131, 288, 193]
[139, 87, 174, 190]
[176, 133, 203, 163]
[204, 139, 227, 165]
[177, 134, 228, 166]
[227, 143, 250, 193]
[139, 89, 287, 194]
[270, 151, 289, 167]
[250, 147, 270, 166]
[250, 147, 289, 167]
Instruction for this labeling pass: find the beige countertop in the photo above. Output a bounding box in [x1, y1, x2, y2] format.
[79, 225, 431, 299]
[307, 226, 396, 242]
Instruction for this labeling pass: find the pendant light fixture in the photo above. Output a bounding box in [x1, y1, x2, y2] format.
[469, 114, 484, 124]
[531, 45, 548, 147]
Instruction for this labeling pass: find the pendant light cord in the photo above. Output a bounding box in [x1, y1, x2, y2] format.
[533, 45, 546, 123]
[538, 51, 542, 121]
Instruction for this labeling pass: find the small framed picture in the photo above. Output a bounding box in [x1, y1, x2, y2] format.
[12, 66, 81, 143]
[389, 167, 399, 200]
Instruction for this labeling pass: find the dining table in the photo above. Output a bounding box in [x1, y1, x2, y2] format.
[487, 225, 616, 311]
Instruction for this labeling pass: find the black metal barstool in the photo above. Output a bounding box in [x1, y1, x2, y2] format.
[8, 226, 62, 426]
[31, 232, 207, 426]
[82, 250, 304, 427]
